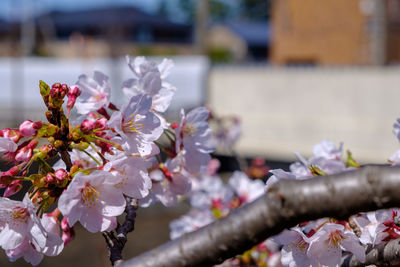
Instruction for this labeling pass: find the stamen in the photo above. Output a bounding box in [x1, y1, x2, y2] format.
[123, 114, 144, 133]
[81, 183, 100, 208]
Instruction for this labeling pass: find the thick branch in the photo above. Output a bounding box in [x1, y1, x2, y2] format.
[120, 165, 400, 267]
[342, 238, 400, 266]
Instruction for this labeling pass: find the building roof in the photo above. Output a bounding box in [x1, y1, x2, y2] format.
[35, 6, 192, 42]
[224, 21, 269, 47]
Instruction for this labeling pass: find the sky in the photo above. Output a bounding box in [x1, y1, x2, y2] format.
[0, 0, 242, 23]
[0, 0, 162, 21]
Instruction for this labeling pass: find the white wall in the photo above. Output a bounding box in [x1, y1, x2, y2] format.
[0, 56, 209, 124]
[209, 66, 400, 163]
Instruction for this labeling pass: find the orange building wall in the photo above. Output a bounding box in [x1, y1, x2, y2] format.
[270, 0, 371, 65]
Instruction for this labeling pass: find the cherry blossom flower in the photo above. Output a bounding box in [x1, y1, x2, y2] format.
[273, 228, 318, 267]
[104, 153, 152, 199]
[190, 174, 233, 214]
[5, 213, 64, 266]
[228, 171, 265, 204]
[74, 71, 111, 114]
[312, 139, 343, 160]
[140, 154, 193, 207]
[108, 94, 163, 156]
[0, 195, 47, 252]
[123, 56, 176, 115]
[175, 107, 215, 173]
[389, 149, 400, 165]
[169, 209, 214, 240]
[0, 136, 18, 153]
[307, 223, 365, 267]
[58, 170, 126, 233]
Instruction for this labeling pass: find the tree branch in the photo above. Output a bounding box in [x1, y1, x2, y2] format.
[103, 197, 138, 266]
[342, 238, 400, 266]
[120, 165, 400, 267]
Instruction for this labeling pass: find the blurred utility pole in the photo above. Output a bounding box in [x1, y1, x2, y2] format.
[12, 0, 35, 124]
[195, 0, 209, 54]
[371, 0, 387, 65]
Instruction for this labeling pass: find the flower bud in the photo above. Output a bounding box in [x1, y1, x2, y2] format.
[94, 118, 107, 130]
[3, 180, 22, 197]
[15, 146, 32, 162]
[55, 169, 68, 181]
[80, 120, 94, 134]
[46, 173, 55, 183]
[19, 120, 42, 137]
[61, 217, 75, 246]
[0, 128, 22, 142]
[60, 84, 69, 98]
[50, 83, 61, 98]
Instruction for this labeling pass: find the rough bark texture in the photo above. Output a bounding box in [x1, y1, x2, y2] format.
[103, 197, 138, 266]
[342, 238, 400, 266]
[120, 165, 400, 267]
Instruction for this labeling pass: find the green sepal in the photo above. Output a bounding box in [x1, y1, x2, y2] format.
[346, 150, 360, 168]
[309, 165, 327, 176]
[39, 80, 50, 96]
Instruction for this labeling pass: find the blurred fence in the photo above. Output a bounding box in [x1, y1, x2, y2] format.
[209, 65, 400, 163]
[0, 56, 209, 127]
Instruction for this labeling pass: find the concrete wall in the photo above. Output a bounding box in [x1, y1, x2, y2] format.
[0, 56, 209, 127]
[208, 66, 400, 163]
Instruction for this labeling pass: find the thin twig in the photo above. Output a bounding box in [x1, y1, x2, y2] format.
[103, 197, 138, 266]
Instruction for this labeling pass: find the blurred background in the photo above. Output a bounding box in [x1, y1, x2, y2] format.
[1, 0, 400, 265]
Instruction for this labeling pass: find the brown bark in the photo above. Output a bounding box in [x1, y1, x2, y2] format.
[119, 165, 400, 267]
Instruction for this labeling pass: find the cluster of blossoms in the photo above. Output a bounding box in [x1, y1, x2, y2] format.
[169, 119, 400, 266]
[0, 56, 217, 265]
[3, 54, 400, 267]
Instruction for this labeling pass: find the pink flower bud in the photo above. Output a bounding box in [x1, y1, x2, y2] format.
[3, 180, 22, 197]
[3, 164, 23, 176]
[60, 84, 69, 98]
[55, 169, 68, 181]
[80, 120, 94, 133]
[15, 146, 32, 162]
[19, 120, 41, 137]
[0, 128, 22, 142]
[46, 173, 55, 183]
[61, 217, 70, 231]
[61, 217, 75, 246]
[94, 118, 107, 130]
[50, 83, 61, 98]
[67, 85, 81, 110]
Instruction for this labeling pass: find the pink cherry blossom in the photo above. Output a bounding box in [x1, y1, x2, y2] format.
[175, 107, 215, 173]
[124, 56, 176, 114]
[307, 223, 365, 267]
[74, 71, 111, 114]
[312, 139, 343, 160]
[0, 137, 18, 153]
[108, 94, 163, 156]
[104, 153, 152, 199]
[140, 154, 193, 207]
[169, 209, 214, 240]
[228, 171, 265, 204]
[5, 213, 64, 265]
[273, 228, 318, 267]
[0, 195, 48, 252]
[58, 170, 126, 233]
